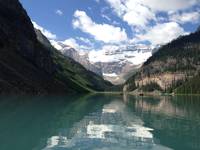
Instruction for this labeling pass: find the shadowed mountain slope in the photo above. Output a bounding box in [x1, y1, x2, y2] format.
[0, 0, 112, 95]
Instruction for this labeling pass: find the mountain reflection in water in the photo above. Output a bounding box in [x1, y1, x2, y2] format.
[0, 95, 200, 150]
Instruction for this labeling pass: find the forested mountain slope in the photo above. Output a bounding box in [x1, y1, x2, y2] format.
[125, 27, 200, 94]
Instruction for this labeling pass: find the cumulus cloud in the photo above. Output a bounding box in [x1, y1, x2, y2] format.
[105, 0, 199, 28]
[105, 0, 126, 16]
[32, 21, 57, 40]
[76, 37, 94, 47]
[123, 1, 156, 27]
[72, 10, 128, 43]
[104, 0, 199, 46]
[50, 40, 63, 50]
[62, 38, 79, 49]
[137, 22, 186, 46]
[55, 9, 63, 16]
[105, 0, 155, 28]
[170, 11, 200, 24]
[140, 0, 199, 11]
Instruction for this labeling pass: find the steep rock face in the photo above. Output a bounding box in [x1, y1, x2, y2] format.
[135, 73, 186, 90]
[0, 0, 62, 94]
[0, 0, 112, 94]
[35, 29, 53, 49]
[62, 46, 103, 76]
[50, 41, 103, 76]
[0, 0, 55, 74]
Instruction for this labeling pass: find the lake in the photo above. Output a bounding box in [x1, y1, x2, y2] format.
[0, 94, 200, 150]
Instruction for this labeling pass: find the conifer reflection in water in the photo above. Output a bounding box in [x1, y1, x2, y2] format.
[0, 95, 199, 150]
[43, 98, 171, 150]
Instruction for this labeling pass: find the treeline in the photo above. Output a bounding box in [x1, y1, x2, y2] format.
[144, 29, 200, 67]
[124, 76, 162, 92]
[139, 82, 162, 92]
[175, 75, 200, 94]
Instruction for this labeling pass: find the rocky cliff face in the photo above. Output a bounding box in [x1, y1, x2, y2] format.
[0, 0, 61, 94]
[55, 43, 103, 76]
[0, 0, 55, 74]
[35, 29, 53, 49]
[135, 73, 186, 90]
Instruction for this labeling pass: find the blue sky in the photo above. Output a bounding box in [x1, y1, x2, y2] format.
[19, 0, 200, 51]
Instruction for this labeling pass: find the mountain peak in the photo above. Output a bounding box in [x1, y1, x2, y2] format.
[50, 41, 153, 84]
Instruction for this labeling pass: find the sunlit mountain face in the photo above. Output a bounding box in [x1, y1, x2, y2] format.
[50, 41, 153, 84]
[20, 0, 200, 84]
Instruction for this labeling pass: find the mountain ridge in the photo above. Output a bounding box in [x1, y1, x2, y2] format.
[0, 0, 112, 94]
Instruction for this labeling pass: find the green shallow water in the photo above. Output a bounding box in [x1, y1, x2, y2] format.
[0, 94, 200, 150]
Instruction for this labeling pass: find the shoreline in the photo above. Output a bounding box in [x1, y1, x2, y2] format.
[127, 92, 200, 96]
[92, 90, 200, 96]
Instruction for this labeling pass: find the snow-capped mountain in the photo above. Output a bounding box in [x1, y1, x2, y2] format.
[51, 41, 153, 84]
[50, 40, 103, 76]
[88, 45, 152, 84]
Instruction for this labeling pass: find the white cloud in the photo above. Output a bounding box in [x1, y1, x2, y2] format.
[123, 1, 156, 27]
[140, 0, 199, 11]
[106, 0, 199, 13]
[32, 21, 57, 40]
[72, 10, 128, 43]
[170, 11, 200, 24]
[105, 0, 126, 16]
[62, 38, 79, 49]
[50, 40, 63, 50]
[63, 38, 92, 51]
[77, 37, 94, 47]
[137, 22, 186, 46]
[105, 0, 156, 28]
[55, 10, 63, 16]
[105, 0, 199, 29]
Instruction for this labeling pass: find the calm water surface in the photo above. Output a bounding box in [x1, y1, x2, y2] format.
[0, 94, 200, 150]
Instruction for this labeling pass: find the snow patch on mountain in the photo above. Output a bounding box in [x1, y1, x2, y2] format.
[103, 73, 118, 77]
[89, 45, 152, 65]
[50, 40, 153, 84]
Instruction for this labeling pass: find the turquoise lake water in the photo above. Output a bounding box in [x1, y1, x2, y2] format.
[0, 95, 200, 150]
